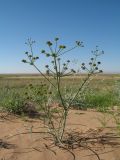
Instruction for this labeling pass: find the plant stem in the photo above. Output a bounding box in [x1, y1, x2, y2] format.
[33, 64, 56, 89]
[69, 73, 92, 107]
[53, 56, 68, 141]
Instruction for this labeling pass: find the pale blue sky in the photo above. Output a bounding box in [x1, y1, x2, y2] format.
[0, 0, 120, 73]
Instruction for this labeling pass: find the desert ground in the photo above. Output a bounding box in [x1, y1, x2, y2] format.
[0, 109, 120, 160]
[0, 74, 120, 160]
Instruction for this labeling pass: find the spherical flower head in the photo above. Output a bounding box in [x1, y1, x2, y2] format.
[51, 53, 57, 57]
[67, 60, 70, 63]
[62, 45, 66, 49]
[99, 70, 103, 73]
[93, 63, 96, 66]
[55, 37, 59, 41]
[41, 50, 45, 53]
[46, 53, 50, 57]
[59, 45, 66, 49]
[89, 62, 92, 65]
[22, 59, 27, 63]
[97, 61, 101, 64]
[71, 69, 76, 73]
[32, 57, 36, 60]
[35, 56, 39, 59]
[95, 67, 98, 70]
[76, 41, 84, 47]
[28, 55, 32, 58]
[76, 41, 81, 46]
[81, 63, 85, 66]
[59, 45, 63, 49]
[25, 52, 28, 55]
[81, 66, 86, 70]
[45, 65, 49, 68]
[46, 41, 52, 46]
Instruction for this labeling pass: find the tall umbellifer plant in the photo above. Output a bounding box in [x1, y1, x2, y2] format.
[22, 38, 103, 145]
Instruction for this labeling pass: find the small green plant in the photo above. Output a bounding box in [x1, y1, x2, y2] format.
[22, 38, 103, 144]
[0, 88, 25, 114]
[24, 83, 48, 107]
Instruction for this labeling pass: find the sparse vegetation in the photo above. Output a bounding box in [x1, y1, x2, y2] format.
[0, 75, 120, 113]
[0, 88, 25, 114]
[1, 74, 120, 160]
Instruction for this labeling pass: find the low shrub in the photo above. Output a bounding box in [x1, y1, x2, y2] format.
[0, 88, 25, 114]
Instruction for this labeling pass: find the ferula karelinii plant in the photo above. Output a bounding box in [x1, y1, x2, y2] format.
[22, 38, 103, 144]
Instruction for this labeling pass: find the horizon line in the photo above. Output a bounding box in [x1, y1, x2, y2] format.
[0, 72, 120, 75]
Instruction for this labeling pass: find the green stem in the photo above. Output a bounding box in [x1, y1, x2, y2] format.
[58, 45, 78, 56]
[69, 73, 92, 107]
[54, 56, 68, 141]
[33, 64, 56, 89]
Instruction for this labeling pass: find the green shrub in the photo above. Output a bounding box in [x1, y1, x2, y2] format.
[0, 88, 25, 114]
[24, 83, 49, 111]
[0, 84, 51, 115]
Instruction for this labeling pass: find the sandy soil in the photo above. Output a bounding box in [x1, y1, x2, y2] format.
[0, 110, 120, 160]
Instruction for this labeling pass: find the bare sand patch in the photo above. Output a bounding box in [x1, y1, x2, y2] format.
[0, 110, 120, 160]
